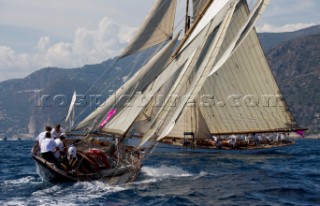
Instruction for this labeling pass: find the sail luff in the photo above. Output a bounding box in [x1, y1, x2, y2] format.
[119, 0, 177, 58]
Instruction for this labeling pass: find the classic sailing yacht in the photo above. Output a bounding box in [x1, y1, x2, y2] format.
[32, 0, 305, 184]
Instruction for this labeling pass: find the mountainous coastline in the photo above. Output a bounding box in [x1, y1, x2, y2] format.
[0, 26, 319, 138]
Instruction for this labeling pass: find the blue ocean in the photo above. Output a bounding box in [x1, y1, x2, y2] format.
[0, 139, 319, 206]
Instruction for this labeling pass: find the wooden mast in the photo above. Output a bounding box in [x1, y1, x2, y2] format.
[173, 0, 214, 57]
[185, 0, 191, 33]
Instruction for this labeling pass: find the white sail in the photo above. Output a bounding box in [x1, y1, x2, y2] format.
[199, 0, 297, 134]
[73, 0, 298, 148]
[119, 0, 177, 58]
[137, 0, 297, 147]
[192, 0, 210, 19]
[166, 105, 212, 139]
[208, 0, 270, 76]
[138, 2, 237, 146]
[75, 34, 180, 131]
[180, 0, 239, 52]
[65, 91, 77, 124]
[101, 48, 196, 135]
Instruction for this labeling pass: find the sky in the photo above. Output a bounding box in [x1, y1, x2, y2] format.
[0, 0, 319, 82]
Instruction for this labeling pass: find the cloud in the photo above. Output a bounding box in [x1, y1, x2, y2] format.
[0, 17, 136, 81]
[256, 23, 317, 33]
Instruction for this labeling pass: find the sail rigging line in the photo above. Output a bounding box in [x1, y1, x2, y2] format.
[85, 34, 181, 135]
[70, 57, 119, 127]
[73, 38, 169, 133]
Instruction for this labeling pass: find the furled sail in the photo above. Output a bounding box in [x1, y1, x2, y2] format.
[74, 34, 180, 131]
[119, 0, 177, 58]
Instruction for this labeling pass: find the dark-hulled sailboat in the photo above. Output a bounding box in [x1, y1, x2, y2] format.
[32, 0, 306, 184]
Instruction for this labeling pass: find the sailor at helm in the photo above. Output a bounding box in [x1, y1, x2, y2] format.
[228, 135, 237, 148]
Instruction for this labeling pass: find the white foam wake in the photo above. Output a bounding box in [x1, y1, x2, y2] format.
[141, 165, 192, 178]
[3, 176, 36, 185]
[31, 181, 128, 204]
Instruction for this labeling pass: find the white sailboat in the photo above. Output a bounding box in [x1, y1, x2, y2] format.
[32, 0, 306, 184]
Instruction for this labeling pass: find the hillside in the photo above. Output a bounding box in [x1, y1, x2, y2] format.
[0, 54, 145, 138]
[267, 33, 320, 133]
[259, 25, 320, 52]
[0, 26, 319, 138]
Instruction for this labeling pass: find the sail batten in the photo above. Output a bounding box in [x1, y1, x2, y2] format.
[119, 0, 177, 58]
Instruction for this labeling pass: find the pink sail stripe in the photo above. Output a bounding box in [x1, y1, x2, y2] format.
[99, 109, 117, 129]
[295, 130, 305, 138]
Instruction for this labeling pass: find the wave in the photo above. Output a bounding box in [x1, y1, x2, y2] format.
[3, 176, 36, 185]
[141, 165, 192, 178]
[30, 181, 128, 205]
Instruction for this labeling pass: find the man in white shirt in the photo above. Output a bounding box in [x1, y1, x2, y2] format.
[54, 134, 66, 159]
[36, 126, 52, 145]
[51, 124, 65, 139]
[68, 144, 77, 161]
[40, 132, 60, 168]
[228, 135, 237, 148]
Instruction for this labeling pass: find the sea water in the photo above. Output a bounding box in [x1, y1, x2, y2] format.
[0, 139, 319, 206]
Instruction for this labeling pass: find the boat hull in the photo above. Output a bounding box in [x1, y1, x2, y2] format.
[32, 138, 142, 185]
[154, 142, 295, 154]
[32, 153, 141, 184]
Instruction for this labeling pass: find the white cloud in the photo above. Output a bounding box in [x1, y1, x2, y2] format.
[257, 23, 317, 33]
[36, 36, 51, 51]
[0, 17, 136, 81]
